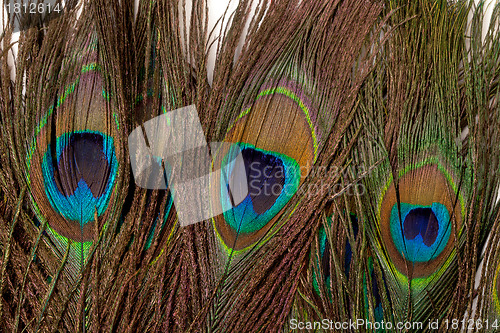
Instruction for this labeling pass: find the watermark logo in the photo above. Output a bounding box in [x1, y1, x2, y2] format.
[4, 0, 77, 33]
[128, 105, 248, 227]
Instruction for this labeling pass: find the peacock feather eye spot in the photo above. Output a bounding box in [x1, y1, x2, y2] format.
[213, 84, 316, 250]
[390, 202, 451, 263]
[378, 164, 463, 279]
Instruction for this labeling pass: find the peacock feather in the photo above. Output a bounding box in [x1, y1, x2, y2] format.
[27, 32, 120, 276]
[211, 77, 318, 252]
[198, 0, 384, 331]
[349, 0, 500, 327]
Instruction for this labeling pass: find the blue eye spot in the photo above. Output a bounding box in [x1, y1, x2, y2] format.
[390, 202, 451, 263]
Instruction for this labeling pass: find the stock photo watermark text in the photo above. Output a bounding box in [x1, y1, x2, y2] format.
[289, 318, 500, 331]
